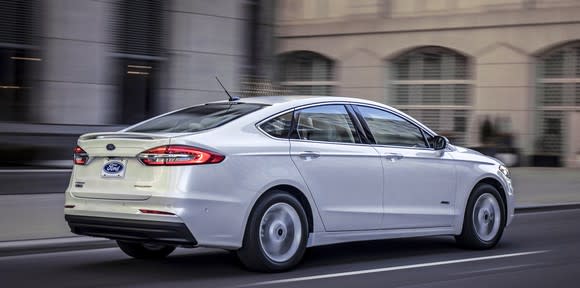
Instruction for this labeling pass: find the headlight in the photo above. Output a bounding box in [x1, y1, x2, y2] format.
[499, 165, 511, 179]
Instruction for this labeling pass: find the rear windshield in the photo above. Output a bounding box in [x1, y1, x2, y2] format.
[127, 103, 265, 133]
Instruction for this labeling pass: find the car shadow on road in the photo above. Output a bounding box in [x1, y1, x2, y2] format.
[69, 236, 517, 286]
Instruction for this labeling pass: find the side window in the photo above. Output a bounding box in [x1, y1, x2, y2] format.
[356, 106, 427, 148]
[260, 112, 293, 138]
[295, 105, 361, 144]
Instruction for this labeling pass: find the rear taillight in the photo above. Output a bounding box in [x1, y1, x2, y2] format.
[138, 145, 225, 166]
[139, 209, 175, 215]
[73, 146, 89, 165]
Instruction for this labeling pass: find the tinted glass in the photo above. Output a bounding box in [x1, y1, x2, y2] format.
[295, 105, 361, 143]
[357, 106, 427, 148]
[127, 103, 264, 133]
[260, 112, 293, 138]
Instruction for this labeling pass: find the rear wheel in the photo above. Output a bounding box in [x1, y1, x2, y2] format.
[237, 191, 308, 272]
[117, 241, 175, 259]
[456, 183, 506, 249]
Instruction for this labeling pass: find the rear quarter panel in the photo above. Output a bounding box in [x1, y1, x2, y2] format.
[168, 122, 325, 248]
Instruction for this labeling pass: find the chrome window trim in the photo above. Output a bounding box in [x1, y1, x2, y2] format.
[255, 100, 439, 148]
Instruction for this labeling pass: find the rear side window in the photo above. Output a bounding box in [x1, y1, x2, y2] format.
[127, 103, 264, 133]
[260, 112, 293, 138]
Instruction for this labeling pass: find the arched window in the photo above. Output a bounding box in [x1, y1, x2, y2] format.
[278, 51, 335, 95]
[536, 41, 580, 156]
[390, 46, 471, 145]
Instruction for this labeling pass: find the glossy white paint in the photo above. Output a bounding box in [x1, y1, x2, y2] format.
[377, 145, 456, 229]
[290, 139, 383, 231]
[64, 96, 515, 250]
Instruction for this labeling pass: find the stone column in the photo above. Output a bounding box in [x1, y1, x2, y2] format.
[338, 48, 386, 103]
[472, 44, 535, 159]
[39, 0, 114, 124]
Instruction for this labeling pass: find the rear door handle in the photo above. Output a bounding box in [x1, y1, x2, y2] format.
[384, 153, 404, 161]
[299, 151, 320, 160]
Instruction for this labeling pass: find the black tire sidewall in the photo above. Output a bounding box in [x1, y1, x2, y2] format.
[460, 183, 506, 249]
[239, 191, 308, 272]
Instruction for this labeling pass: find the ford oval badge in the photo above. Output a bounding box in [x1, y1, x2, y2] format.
[106, 144, 115, 151]
[103, 161, 124, 174]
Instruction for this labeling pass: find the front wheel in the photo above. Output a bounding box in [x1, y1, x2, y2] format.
[456, 183, 506, 249]
[117, 241, 175, 259]
[237, 192, 308, 272]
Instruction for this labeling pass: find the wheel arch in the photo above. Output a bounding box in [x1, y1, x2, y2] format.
[462, 176, 508, 226]
[246, 184, 315, 236]
[477, 178, 507, 210]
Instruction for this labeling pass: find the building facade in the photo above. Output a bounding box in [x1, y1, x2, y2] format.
[276, 0, 580, 167]
[0, 0, 275, 167]
[0, 0, 275, 126]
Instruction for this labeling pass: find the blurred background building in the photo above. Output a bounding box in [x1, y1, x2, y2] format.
[275, 0, 580, 167]
[1, 0, 580, 168]
[0, 0, 275, 167]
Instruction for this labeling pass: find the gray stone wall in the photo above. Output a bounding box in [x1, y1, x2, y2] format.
[38, 0, 251, 124]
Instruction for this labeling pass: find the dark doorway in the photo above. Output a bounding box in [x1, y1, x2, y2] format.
[117, 58, 159, 124]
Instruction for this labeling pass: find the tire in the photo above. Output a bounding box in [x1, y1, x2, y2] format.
[237, 191, 309, 272]
[117, 241, 176, 259]
[456, 183, 506, 249]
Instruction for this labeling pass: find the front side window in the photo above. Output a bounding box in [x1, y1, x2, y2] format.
[127, 103, 264, 133]
[356, 106, 427, 148]
[260, 112, 293, 138]
[294, 105, 361, 144]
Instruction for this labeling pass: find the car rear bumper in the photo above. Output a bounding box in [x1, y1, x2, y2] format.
[65, 215, 197, 246]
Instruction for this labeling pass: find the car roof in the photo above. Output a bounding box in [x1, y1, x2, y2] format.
[208, 95, 382, 106]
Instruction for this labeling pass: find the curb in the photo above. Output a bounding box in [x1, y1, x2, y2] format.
[514, 202, 580, 213]
[0, 236, 115, 257]
[1, 203, 579, 257]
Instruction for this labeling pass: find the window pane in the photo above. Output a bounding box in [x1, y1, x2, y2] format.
[128, 103, 264, 133]
[280, 51, 334, 82]
[422, 52, 442, 79]
[260, 112, 293, 138]
[295, 105, 361, 143]
[357, 106, 427, 148]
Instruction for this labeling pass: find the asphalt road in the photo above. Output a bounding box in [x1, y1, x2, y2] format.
[1, 209, 579, 288]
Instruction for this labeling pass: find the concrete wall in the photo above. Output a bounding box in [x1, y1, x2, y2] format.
[39, 0, 114, 124]
[276, 2, 580, 163]
[162, 0, 247, 111]
[38, 0, 250, 124]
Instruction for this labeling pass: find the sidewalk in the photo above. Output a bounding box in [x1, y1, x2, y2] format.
[510, 167, 580, 207]
[0, 167, 578, 250]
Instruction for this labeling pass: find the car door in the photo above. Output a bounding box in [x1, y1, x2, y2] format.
[354, 105, 456, 229]
[289, 104, 383, 231]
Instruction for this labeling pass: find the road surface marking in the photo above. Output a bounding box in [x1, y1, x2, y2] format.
[452, 263, 543, 276]
[517, 207, 580, 215]
[241, 250, 548, 287]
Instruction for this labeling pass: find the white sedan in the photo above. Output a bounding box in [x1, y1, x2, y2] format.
[64, 96, 514, 272]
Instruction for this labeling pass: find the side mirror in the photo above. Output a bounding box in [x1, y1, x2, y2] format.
[433, 136, 449, 151]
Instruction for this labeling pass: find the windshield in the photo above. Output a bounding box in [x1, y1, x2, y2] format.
[127, 103, 265, 133]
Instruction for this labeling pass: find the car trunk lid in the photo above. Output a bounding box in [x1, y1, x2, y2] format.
[71, 132, 175, 200]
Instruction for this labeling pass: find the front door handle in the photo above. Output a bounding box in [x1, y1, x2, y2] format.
[384, 153, 404, 162]
[298, 151, 320, 160]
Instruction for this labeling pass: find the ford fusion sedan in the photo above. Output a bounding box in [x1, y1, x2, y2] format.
[64, 96, 514, 272]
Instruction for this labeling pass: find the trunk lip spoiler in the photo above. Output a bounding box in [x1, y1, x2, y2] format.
[79, 132, 175, 141]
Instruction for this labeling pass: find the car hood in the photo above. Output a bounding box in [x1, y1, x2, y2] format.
[450, 145, 502, 165]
